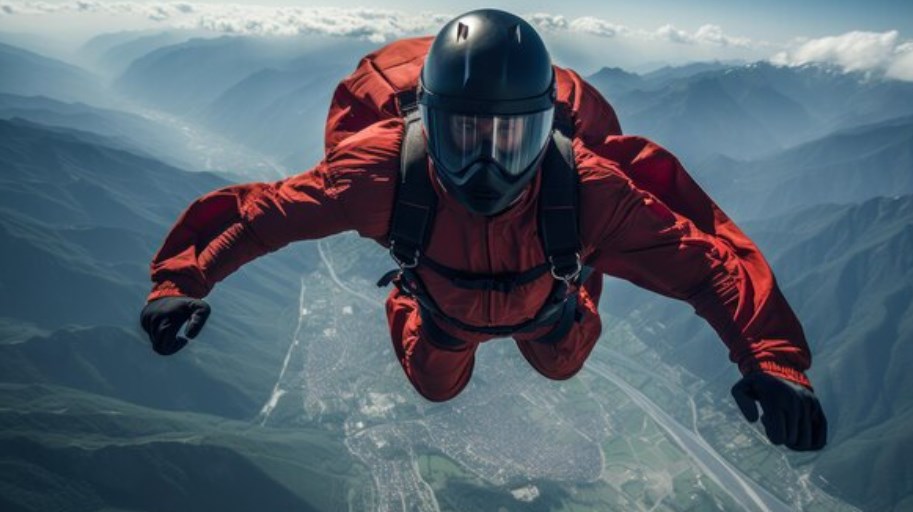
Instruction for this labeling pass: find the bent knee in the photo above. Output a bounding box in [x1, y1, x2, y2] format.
[398, 335, 476, 402]
[414, 384, 465, 402]
[528, 359, 586, 381]
[409, 371, 472, 402]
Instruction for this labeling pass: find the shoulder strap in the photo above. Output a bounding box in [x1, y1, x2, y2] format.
[538, 130, 582, 283]
[387, 91, 436, 268]
[553, 101, 575, 140]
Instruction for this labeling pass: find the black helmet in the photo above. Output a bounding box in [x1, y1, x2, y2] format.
[419, 9, 556, 216]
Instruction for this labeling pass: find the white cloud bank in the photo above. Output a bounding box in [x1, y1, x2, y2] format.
[662, 24, 754, 48]
[1, 1, 910, 80]
[526, 13, 753, 48]
[0, 1, 451, 42]
[2, 1, 757, 48]
[771, 30, 913, 80]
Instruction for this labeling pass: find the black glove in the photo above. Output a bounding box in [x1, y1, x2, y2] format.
[731, 371, 827, 451]
[140, 296, 211, 356]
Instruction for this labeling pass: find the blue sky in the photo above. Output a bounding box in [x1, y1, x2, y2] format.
[2, 0, 911, 77]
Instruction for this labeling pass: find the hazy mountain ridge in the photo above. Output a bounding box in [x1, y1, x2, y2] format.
[0, 325, 253, 418]
[749, 195, 913, 512]
[0, 117, 223, 231]
[695, 114, 913, 220]
[588, 60, 743, 97]
[115, 35, 370, 115]
[114, 34, 376, 167]
[643, 61, 743, 85]
[0, 117, 325, 411]
[199, 59, 354, 166]
[116, 36, 288, 115]
[0, 94, 200, 169]
[0, 115, 369, 510]
[78, 30, 201, 79]
[0, 383, 362, 512]
[0, 42, 106, 106]
[590, 61, 913, 165]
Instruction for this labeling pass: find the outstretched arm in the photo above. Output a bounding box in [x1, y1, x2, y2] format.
[141, 159, 355, 355]
[584, 138, 825, 450]
[142, 120, 400, 355]
[147, 159, 350, 302]
[147, 117, 402, 303]
[590, 193, 813, 386]
[587, 166, 811, 388]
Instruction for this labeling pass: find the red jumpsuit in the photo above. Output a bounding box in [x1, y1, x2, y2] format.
[146, 119, 813, 401]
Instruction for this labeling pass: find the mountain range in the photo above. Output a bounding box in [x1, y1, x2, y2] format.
[589, 61, 913, 166]
[0, 93, 201, 169]
[78, 30, 202, 80]
[0, 115, 365, 510]
[0, 42, 106, 106]
[693, 114, 913, 220]
[104, 34, 378, 169]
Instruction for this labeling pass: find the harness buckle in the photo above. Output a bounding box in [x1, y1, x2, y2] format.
[389, 240, 420, 269]
[549, 252, 582, 284]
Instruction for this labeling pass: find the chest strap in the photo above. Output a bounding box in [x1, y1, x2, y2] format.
[378, 258, 550, 293]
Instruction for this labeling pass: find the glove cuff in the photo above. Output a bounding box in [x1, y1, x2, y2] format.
[147, 281, 196, 304]
[743, 360, 813, 391]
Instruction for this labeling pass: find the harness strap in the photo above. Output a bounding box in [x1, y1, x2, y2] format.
[399, 267, 571, 336]
[539, 130, 582, 283]
[553, 101, 575, 140]
[395, 88, 419, 116]
[420, 258, 549, 293]
[388, 108, 435, 268]
[416, 265, 594, 346]
[418, 296, 580, 347]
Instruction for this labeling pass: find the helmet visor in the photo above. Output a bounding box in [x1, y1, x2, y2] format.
[420, 105, 554, 177]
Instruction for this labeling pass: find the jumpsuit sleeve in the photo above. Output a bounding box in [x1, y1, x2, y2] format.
[146, 118, 400, 304]
[587, 144, 814, 389]
[146, 158, 351, 303]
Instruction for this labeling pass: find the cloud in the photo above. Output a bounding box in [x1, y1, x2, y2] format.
[2, 0, 198, 19]
[0, 1, 447, 42]
[568, 17, 628, 38]
[887, 42, 913, 80]
[527, 12, 761, 51]
[656, 24, 692, 44]
[2, 2, 762, 49]
[526, 13, 569, 32]
[188, 6, 445, 42]
[694, 24, 752, 47]
[528, 13, 629, 38]
[770, 30, 913, 79]
[655, 23, 753, 47]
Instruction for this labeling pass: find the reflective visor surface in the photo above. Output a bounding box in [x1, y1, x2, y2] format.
[420, 105, 554, 176]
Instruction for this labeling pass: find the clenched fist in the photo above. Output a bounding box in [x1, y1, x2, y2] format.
[140, 296, 211, 355]
[731, 372, 827, 451]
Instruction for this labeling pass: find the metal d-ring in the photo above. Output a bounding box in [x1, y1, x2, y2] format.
[549, 252, 582, 284]
[389, 240, 420, 269]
